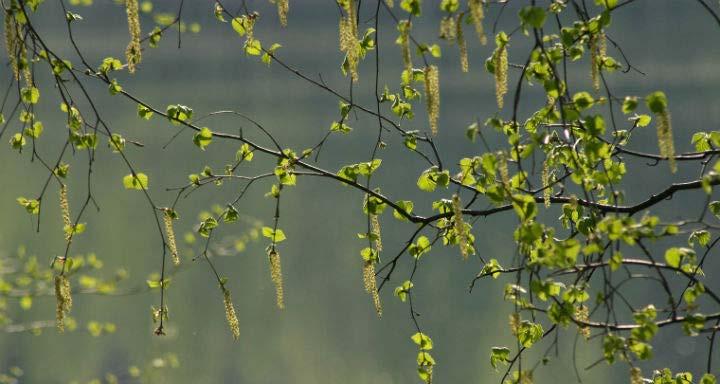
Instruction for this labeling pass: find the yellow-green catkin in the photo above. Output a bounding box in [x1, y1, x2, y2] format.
[277, 0, 289, 27]
[494, 42, 508, 109]
[222, 287, 240, 340]
[125, 0, 142, 74]
[657, 111, 676, 173]
[541, 160, 551, 207]
[397, 20, 412, 74]
[55, 275, 72, 333]
[439, 16, 456, 41]
[589, 31, 606, 93]
[424, 65, 440, 136]
[362, 260, 382, 317]
[60, 185, 72, 242]
[575, 304, 590, 339]
[269, 249, 285, 309]
[370, 214, 382, 252]
[339, 0, 359, 82]
[509, 312, 520, 335]
[456, 14, 469, 73]
[630, 367, 643, 384]
[4, 12, 18, 80]
[469, 0, 487, 45]
[498, 152, 510, 187]
[452, 194, 469, 260]
[163, 210, 180, 266]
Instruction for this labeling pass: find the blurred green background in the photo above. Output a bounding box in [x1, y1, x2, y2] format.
[0, 1, 719, 383]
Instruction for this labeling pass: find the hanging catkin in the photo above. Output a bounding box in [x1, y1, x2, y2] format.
[657, 111, 676, 173]
[362, 260, 382, 317]
[397, 20, 412, 74]
[456, 14, 469, 73]
[339, 0, 359, 82]
[163, 210, 180, 266]
[469, 0, 487, 45]
[268, 249, 285, 309]
[222, 287, 240, 340]
[424, 65, 440, 136]
[452, 194, 469, 260]
[589, 31, 606, 93]
[277, 0, 289, 27]
[542, 160, 551, 207]
[4, 12, 18, 80]
[494, 38, 508, 109]
[439, 16, 456, 41]
[125, 0, 142, 74]
[370, 214, 382, 252]
[60, 185, 72, 242]
[55, 275, 72, 333]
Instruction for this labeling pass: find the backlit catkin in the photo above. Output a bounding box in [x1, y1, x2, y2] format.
[55, 275, 72, 333]
[60, 185, 72, 242]
[457, 14, 468, 73]
[542, 160, 551, 207]
[222, 288, 240, 340]
[589, 31, 606, 93]
[469, 0, 487, 45]
[4, 13, 18, 80]
[494, 40, 508, 109]
[397, 20, 412, 74]
[125, 0, 142, 74]
[371, 214, 382, 252]
[657, 111, 676, 173]
[439, 16, 456, 41]
[277, 0, 288, 27]
[269, 249, 285, 309]
[498, 152, 510, 187]
[424, 65, 440, 136]
[339, 0, 359, 82]
[163, 210, 180, 266]
[452, 194, 469, 260]
[362, 260, 382, 317]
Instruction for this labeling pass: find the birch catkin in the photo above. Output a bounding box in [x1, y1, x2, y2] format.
[469, 0, 487, 45]
[55, 275, 72, 333]
[457, 14, 469, 73]
[370, 214, 382, 252]
[60, 185, 72, 242]
[125, 0, 142, 74]
[163, 210, 180, 266]
[397, 20, 412, 74]
[542, 160, 551, 208]
[452, 194, 469, 260]
[4, 13, 18, 80]
[269, 249, 285, 309]
[590, 31, 606, 93]
[277, 0, 289, 27]
[362, 260, 382, 317]
[424, 65, 440, 136]
[223, 287, 240, 340]
[494, 39, 508, 109]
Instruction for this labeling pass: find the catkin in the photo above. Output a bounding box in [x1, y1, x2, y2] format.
[469, 0, 487, 45]
[498, 152, 510, 186]
[589, 31, 605, 93]
[575, 304, 590, 339]
[4, 12, 18, 80]
[125, 0, 142, 74]
[439, 16, 456, 41]
[163, 210, 180, 266]
[370, 214, 382, 252]
[55, 275, 72, 333]
[494, 43, 508, 109]
[362, 260, 382, 317]
[424, 66, 440, 136]
[60, 185, 72, 242]
[657, 111, 676, 173]
[630, 367, 643, 384]
[222, 288, 240, 340]
[541, 160, 551, 207]
[339, 0, 359, 82]
[398, 20, 412, 74]
[277, 0, 289, 27]
[509, 312, 520, 335]
[269, 249, 285, 309]
[456, 14, 469, 73]
[452, 194, 469, 260]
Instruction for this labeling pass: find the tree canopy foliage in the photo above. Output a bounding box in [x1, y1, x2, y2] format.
[2, 0, 720, 383]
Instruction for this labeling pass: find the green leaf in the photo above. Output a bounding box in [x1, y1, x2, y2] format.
[193, 127, 213, 150]
[21, 87, 40, 104]
[138, 104, 154, 120]
[16, 197, 40, 214]
[393, 200, 414, 221]
[262, 227, 287, 243]
[519, 6, 547, 29]
[646, 91, 668, 114]
[123, 173, 149, 190]
[411, 332, 433, 350]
